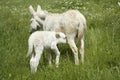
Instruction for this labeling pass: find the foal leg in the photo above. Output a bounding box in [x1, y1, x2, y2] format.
[68, 39, 79, 65]
[30, 55, 38, 73]
[51, 43, 60, 67]
[54, 47, 60, 68]
[30, 46, 43, 73]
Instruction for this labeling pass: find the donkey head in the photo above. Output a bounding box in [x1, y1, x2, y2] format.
[29, 18, 41, 34]
[29, 5, 47, 34]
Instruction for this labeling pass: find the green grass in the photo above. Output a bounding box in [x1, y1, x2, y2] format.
[0, 0, 120, 80]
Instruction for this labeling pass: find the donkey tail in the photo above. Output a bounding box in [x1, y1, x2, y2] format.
[78, 21, 86, 40]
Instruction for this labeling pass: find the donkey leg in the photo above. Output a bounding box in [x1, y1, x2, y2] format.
[79, 37, 84, 63]
[68, 39, 79, 65]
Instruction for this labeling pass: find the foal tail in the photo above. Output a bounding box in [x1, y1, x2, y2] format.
[26, 40, 34, 57]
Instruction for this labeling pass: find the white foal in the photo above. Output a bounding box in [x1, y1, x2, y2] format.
[27, 31, 66, 73]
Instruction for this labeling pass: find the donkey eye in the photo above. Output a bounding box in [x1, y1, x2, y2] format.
[30, 20, 32, 23]
[30, 19, 34, 23]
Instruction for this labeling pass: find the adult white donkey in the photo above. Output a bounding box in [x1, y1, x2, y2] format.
[29, 5, 86, 65]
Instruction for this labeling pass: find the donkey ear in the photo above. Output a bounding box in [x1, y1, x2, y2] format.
[55, 33, 60, 39]
[37, 5, 42, 12]
[29, 5, 36, 15]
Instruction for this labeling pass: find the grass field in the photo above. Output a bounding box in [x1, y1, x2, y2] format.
[0, 0, 120, 80]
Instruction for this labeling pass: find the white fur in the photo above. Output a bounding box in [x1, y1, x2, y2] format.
[29, 5, 86, 65]
[118, 2, 120, 6]
[27, 31, 66, 73]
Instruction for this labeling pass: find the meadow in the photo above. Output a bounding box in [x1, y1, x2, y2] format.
[0, 0, 120, 80]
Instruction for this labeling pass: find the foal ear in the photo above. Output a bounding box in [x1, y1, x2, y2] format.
[29, 5, 36, 15]
[55, 33, 60, 39]
[37, 5, 42, 12]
